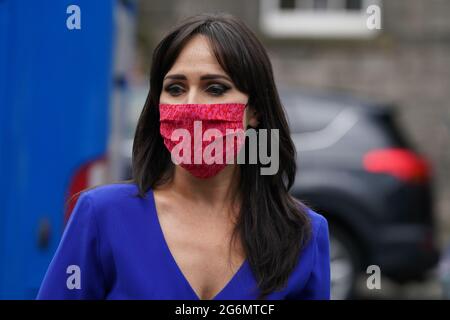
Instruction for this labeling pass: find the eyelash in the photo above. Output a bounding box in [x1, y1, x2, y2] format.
[164, 82, 231, 97]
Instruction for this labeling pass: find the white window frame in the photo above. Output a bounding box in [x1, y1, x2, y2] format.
[259, 0, 382, 39]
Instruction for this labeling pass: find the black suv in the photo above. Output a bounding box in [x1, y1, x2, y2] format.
[121, 86, 440, 299]
[281, 87, 439, 299]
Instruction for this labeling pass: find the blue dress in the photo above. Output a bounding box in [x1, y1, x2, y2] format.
[36, 183, 331, 300]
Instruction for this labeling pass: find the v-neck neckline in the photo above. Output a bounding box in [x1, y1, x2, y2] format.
[148, 188, 248, 300]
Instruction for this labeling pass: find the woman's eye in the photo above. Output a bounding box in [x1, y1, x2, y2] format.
[206, 84, 230, 96]
[164, 84, 184, 96]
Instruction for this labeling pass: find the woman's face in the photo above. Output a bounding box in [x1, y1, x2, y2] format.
[160, 34, 259, 129]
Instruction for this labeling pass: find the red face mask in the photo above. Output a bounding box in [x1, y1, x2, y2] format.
[159, 103, 247, 179]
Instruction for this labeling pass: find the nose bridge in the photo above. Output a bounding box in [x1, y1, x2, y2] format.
[186, 89, 198, 104]
[185, 84, 208, 105]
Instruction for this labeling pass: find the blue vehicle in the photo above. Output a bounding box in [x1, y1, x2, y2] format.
[0, 0, 136, 299]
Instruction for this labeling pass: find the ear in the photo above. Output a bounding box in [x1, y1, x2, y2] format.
[247, 105, 260, 128]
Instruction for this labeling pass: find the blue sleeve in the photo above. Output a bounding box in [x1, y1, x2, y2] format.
[36, 192, 106, 299]
[296, 215, 331, 300]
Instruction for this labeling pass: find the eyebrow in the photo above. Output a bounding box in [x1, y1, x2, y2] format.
[163, 73, 232, 82]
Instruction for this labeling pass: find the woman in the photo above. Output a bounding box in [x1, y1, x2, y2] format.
[37, 13, 330, 300]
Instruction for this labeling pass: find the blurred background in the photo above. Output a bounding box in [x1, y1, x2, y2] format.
[0, 0, 449, 299]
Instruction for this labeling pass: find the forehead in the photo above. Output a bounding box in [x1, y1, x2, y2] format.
[168, 34, 226, 75]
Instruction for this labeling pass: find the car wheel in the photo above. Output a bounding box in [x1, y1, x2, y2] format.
[329, 223, 360, 300]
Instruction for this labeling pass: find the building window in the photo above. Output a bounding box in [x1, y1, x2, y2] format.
[280, 0, 297, 9]
[260, 0, 382, 39]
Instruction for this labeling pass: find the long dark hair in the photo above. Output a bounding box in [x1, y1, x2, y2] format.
[132, 12, 312, 299]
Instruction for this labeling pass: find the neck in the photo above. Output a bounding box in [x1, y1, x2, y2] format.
[171, 164, 240, 206]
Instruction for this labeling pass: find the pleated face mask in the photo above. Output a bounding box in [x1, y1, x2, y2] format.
[159, 103, 247, 179]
